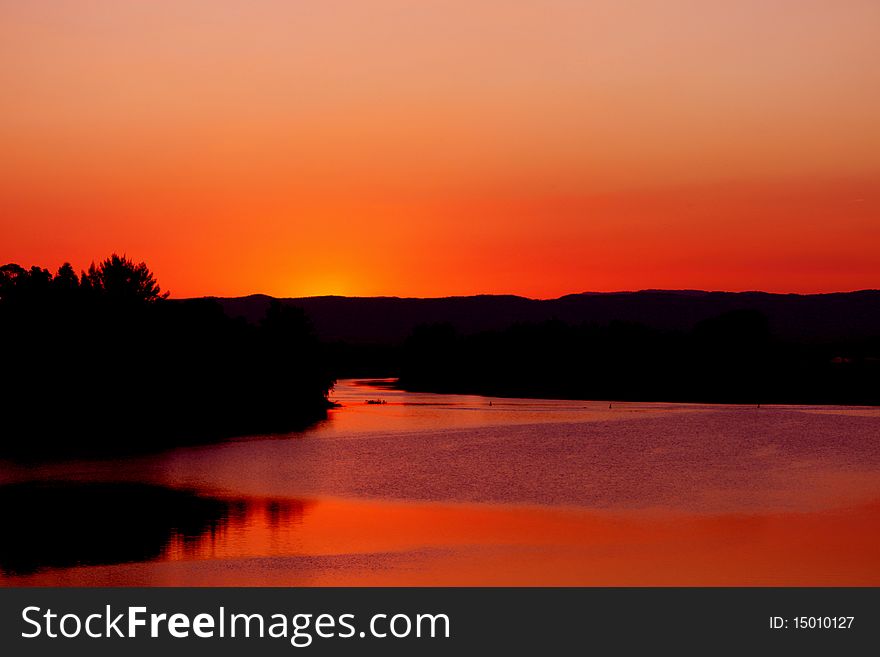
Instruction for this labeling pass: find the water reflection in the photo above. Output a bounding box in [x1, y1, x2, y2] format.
[0, 482, 229, 576]
[4, 486, 880, 586]
[0, 482, 318, 578]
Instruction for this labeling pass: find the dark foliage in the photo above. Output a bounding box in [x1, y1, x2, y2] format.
[0, 255, 335, 458]
[398, 311, 880, 404]
[323, 340, 402, 378]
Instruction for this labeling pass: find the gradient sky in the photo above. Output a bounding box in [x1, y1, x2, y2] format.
[2, 0, 879, 298]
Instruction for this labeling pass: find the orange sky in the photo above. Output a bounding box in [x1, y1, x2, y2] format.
[1, 0, 879, 298]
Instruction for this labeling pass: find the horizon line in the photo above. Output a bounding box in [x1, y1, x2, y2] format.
[191, 288, 880, 303]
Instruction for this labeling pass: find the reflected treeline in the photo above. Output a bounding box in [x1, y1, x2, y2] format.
[399, 311, 880, 404]
[0, 255, 334, 457]
[0, 482, 229, 575]
[0, 482, 310, 576]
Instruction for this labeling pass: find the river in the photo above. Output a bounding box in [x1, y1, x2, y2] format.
[2, 379, 879, 585]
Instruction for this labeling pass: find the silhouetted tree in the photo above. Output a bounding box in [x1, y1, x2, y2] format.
[52, 262, 79, 292]
[0, 264, 27, 302]
[261, 300, 313, 342]
[82, 254, 167, 303]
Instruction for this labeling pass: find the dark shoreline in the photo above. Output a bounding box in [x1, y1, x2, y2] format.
[394, 380, 879, 407]
[395, 319, 879, 408]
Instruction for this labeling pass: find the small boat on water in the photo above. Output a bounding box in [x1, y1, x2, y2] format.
[365, 399, 387, 405]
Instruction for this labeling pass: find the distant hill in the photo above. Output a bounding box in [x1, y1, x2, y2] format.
[210, 290, 880, 343]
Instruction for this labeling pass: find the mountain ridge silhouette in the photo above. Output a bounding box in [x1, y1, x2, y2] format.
[209, 289, 880, 343]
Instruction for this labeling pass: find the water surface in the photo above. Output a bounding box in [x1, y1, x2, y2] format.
[2, 379, 879, 585]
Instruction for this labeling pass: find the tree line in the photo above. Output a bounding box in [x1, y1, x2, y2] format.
[0, 255, 335, 457]
[397, 311, 880, 405]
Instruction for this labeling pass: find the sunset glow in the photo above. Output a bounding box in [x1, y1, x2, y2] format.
[2, 1, 879, 297]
